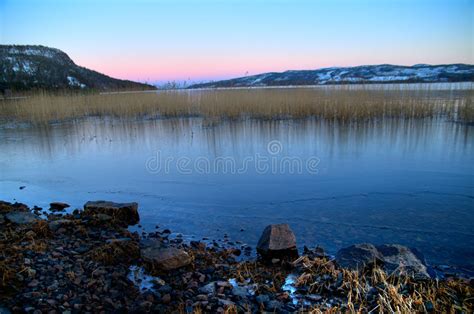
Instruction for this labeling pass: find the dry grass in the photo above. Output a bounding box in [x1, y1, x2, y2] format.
[88, 240, 140, 265]
[228, 255, 474, 313]
[290, 255, 474, 313]
[0, 85, 472, 124]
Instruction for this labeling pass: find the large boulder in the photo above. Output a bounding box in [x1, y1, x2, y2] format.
[5, 211, 38, 225]
[84, 201, 139, 226]
[376, 244, 429, 279]
[336, 243, 430, 279]
[141, 241, 192, 271]
[335, 243, 382, 270]
[257, 224, 298, 260]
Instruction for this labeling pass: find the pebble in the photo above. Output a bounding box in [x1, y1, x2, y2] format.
[158, 285, 172, 294]
[161, 294, 171, 304]
[196, 294, 208, 301]
[256, 294, 270, 304]
[199, 282, 216, 295]
[27, 280, 39, 288]
[307, 294, 322, 302]
[266, 300, 282, 310]
[216, 281, 231, 288]
[218, 299, 235, 306]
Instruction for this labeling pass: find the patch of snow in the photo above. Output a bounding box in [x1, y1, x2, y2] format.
[67, 76, 86, 88]
[367, 75, 411, 81]
[341, 77, 364, 82]
[128, 265, 162, 293]
[317, 66, 341, 71]
[21, 60, 35, 74]
[282, 274, 300, 305]
[251, 74, 271, 85]
[282, 274, 297, 296]
[274, 76, 290, 81]
[8, 47, 57, 58]
[317, 71, 334, 80]
[282, 274, 312, 306]
[23, 62, 31, 73]
[228, 278, 256, 296]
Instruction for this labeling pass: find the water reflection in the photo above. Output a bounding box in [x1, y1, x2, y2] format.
[0, 117, 473, 268]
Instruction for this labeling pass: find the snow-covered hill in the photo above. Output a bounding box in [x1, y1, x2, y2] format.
[189, 64, 474, 89]
[0, 45, 156, 91]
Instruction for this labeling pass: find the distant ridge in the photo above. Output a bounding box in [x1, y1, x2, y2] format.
[189, 64, 474, 89]
[0, 45, 156, 91]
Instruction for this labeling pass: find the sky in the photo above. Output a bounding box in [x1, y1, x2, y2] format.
[1, 0, 473, 84]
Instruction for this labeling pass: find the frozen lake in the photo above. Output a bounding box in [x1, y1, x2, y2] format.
[0, 116, 473, 269]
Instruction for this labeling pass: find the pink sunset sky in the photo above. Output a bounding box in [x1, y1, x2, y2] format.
[1, 0, 472, 84]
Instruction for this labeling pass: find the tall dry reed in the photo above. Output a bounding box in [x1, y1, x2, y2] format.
[0, 85, 472, 124]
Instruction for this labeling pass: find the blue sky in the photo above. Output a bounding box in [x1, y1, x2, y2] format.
[1, 0, 472, 83]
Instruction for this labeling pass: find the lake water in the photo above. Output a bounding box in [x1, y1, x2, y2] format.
[0, 117, 473, 269]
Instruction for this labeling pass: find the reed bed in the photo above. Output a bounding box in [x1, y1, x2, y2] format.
[0, 85, 472, 124]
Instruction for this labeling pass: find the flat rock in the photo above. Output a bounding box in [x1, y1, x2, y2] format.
[142, 246, 192, 271]
[336, 243, 430, 279]
[266, 300, 282, 310]
[5, 211, 38, 224]
[48, 219, 74, 231]
[49, 202, 70, 211]
[257, 224, 298, 260]
[231, 285, 248, 298]
[84, 200, 139, 226]
[256, 294, 270, 304]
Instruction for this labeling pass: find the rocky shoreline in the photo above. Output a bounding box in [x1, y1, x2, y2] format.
[0, 200, 472, 313]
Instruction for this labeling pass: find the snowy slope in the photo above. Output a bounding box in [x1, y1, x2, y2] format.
[189, 64, 474, 88]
